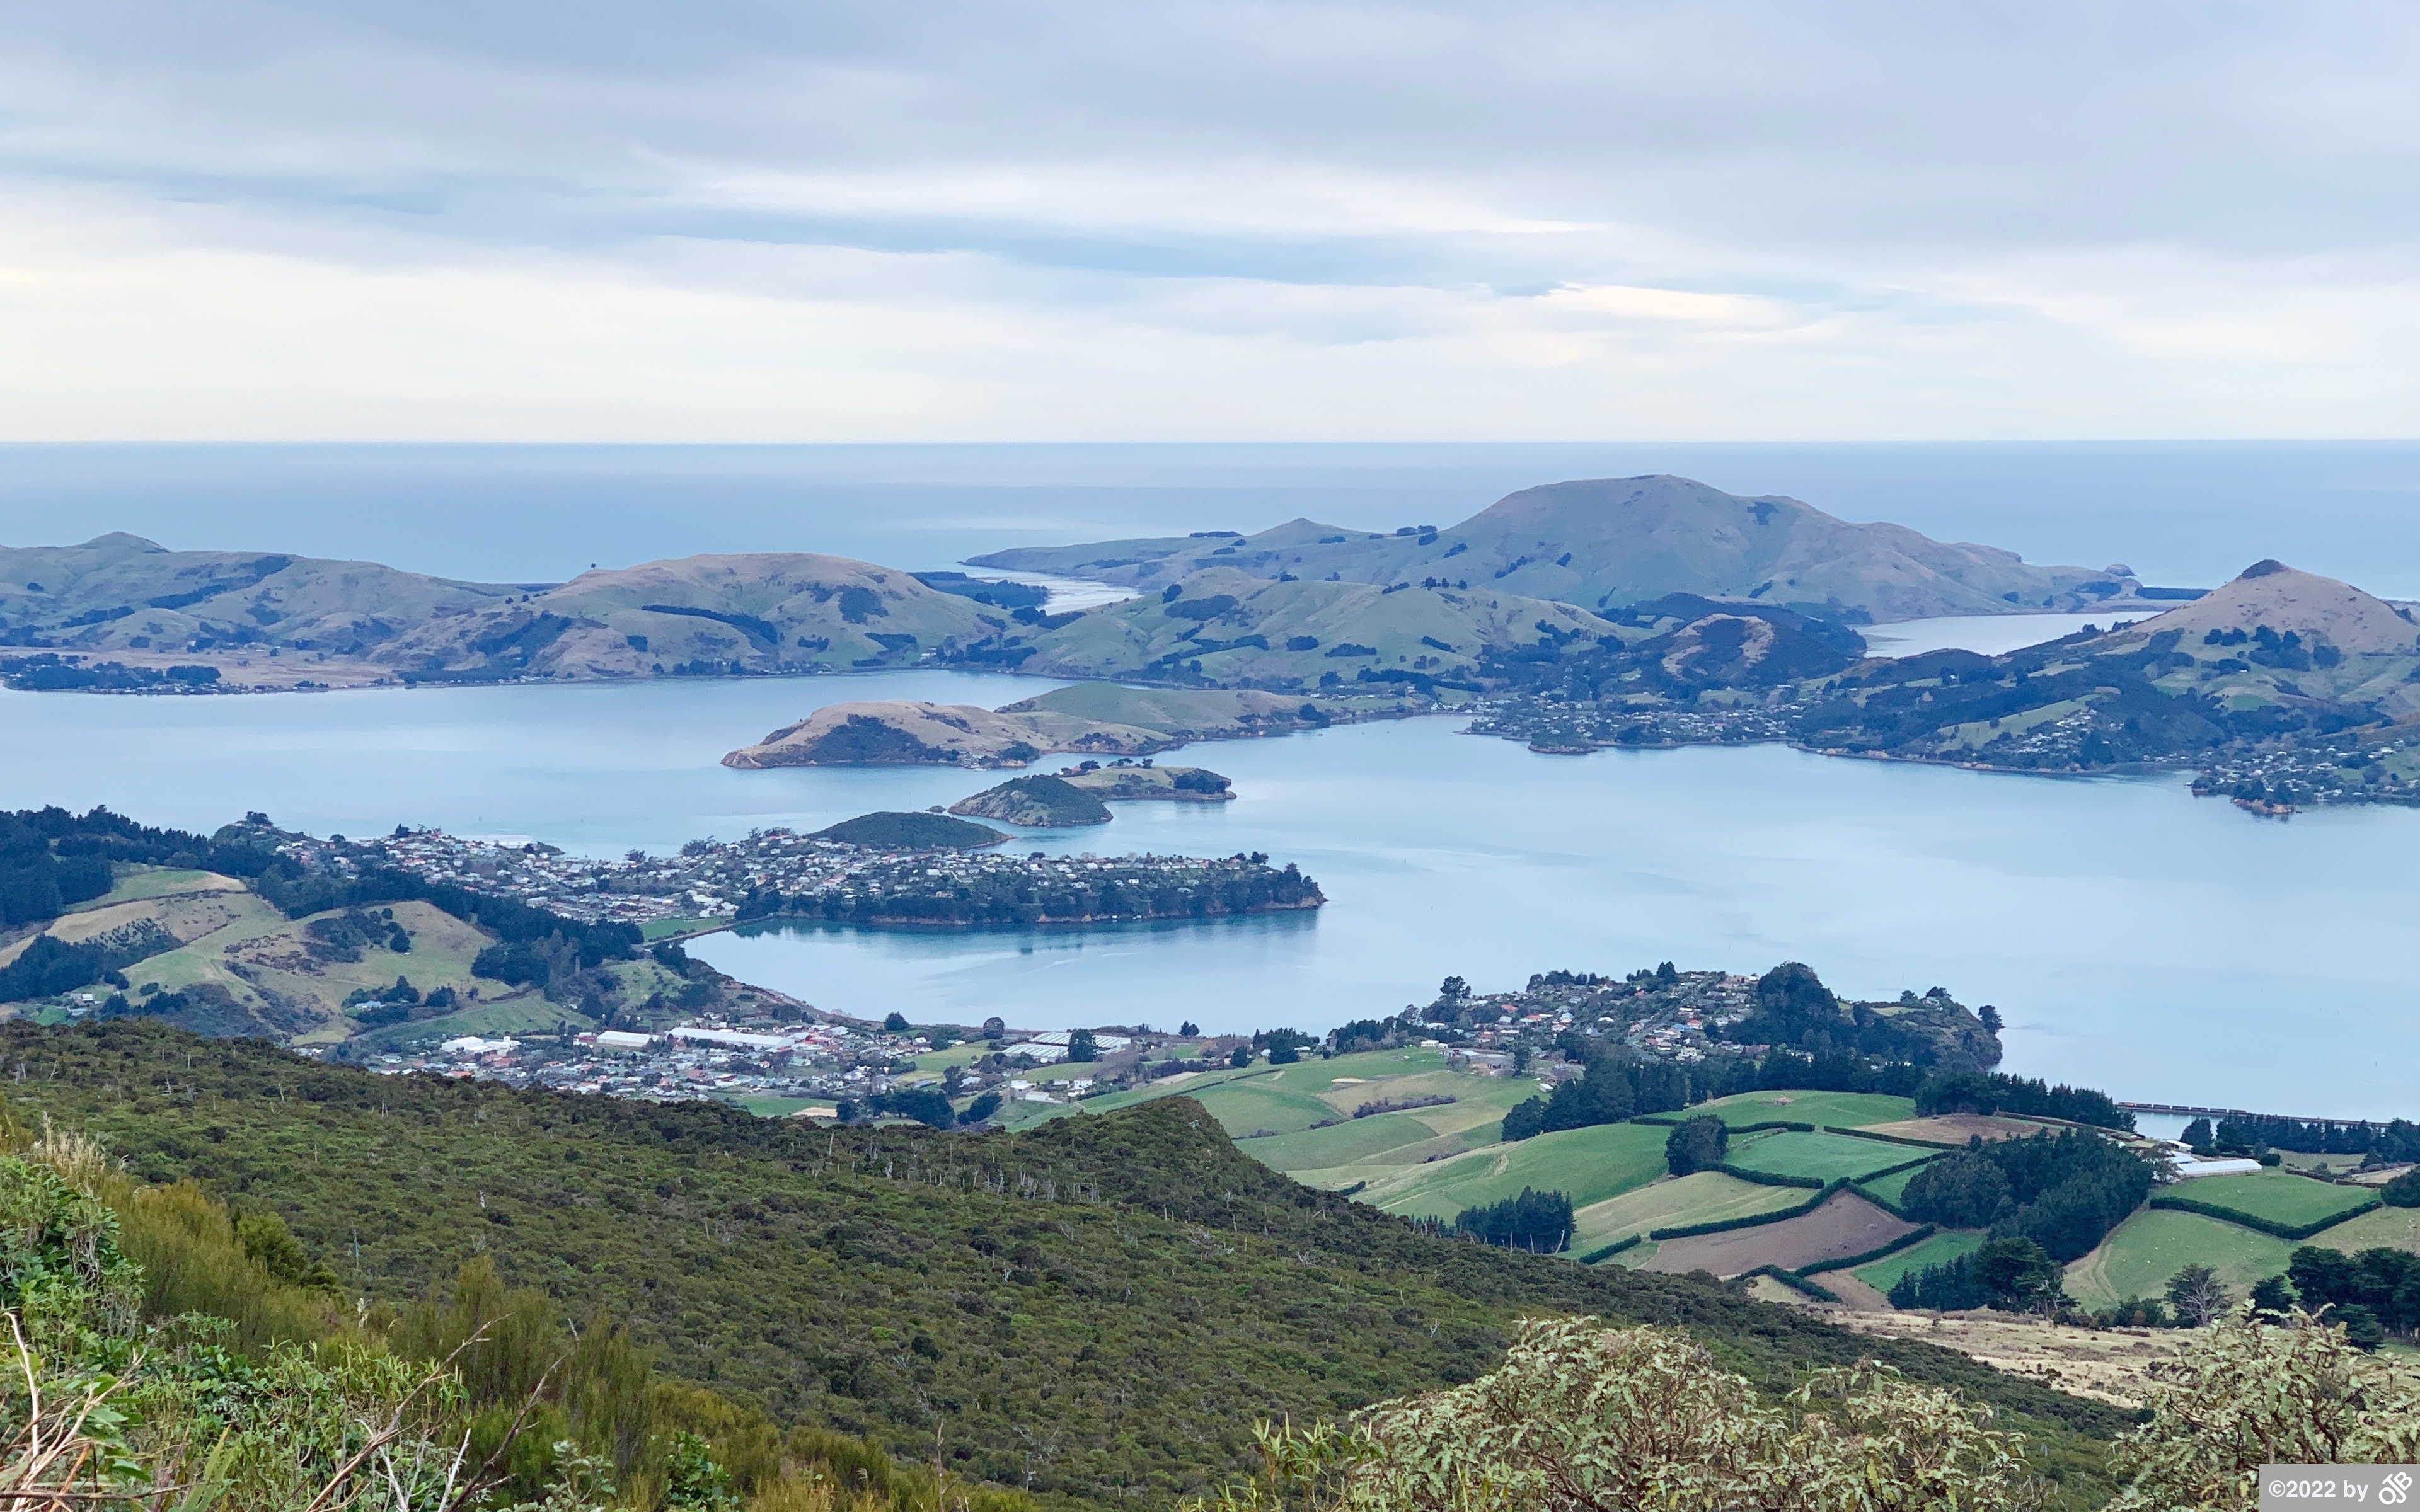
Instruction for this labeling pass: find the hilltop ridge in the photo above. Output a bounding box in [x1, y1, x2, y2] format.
[969, 474, 2181, 623]
[0, 540, 996, 689]
[0, 1019, 2131, 1505]
[1472, 559, 2420, 808]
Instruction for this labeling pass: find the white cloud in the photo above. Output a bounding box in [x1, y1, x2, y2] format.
[0, 1, 2416, 439]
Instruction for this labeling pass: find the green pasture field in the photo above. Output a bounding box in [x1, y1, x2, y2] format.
[1724, 1128, 1927, 1183]
[2064, 1210, 2291, 1312]
[1073, 1048, 1542, 1164]
[1854, 1163, 1933, 1210]
[1357, 1120, 1670, 1222]
[69, 867, 242, 911]
[640, 916, 731, 942]
[1684, 1090, 1917, 1128]
[1248, 1111, 1458, 1172]
[1014, 1048, 1458, 1134]
[2167, 1170, 2376, 1229]
[1568, 1172, 1806, 1256]
[349, 992, 588, 1053]
[2309, 1205, 2420, 1256]
[1853, 1229, 1984, 1294]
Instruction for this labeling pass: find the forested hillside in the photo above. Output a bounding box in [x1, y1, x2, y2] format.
[0, 1019, 2131, 1507]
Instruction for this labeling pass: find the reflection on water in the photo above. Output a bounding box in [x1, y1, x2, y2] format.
[4, 672, 2417, 1115]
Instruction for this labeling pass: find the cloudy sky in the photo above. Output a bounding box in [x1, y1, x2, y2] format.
[2, 1, 2414, 440]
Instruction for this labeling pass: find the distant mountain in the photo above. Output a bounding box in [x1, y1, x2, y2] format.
[0, 533, 525, 679]
[969, 474, 2175, 622]
[368, 552, 994, 682]
[0, 537, 995, 687]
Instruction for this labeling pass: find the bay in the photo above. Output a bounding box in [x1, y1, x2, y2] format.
[3, 672, 2415, 1118]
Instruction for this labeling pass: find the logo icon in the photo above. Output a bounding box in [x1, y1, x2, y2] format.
[2381, 1471, 2413, 1506]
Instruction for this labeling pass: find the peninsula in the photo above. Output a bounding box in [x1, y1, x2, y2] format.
[1471, 561, 2420, 809]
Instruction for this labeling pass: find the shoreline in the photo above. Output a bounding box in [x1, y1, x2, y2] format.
[1497, 725, 2420, 813]
[735, 895, 1325, 933]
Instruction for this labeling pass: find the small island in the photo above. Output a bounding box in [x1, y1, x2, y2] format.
[810, 811, 1008, 849]
[948, 776, 1112, 827]
[947, 760, 1238, 828]
[1059, 758, 1235, 803]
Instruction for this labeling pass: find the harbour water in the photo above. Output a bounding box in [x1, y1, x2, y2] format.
[5, 670, 2416, 1117]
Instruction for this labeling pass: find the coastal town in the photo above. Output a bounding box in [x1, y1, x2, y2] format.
[362, 1007, 1145, 1123]
[291, 823, 1320, 934]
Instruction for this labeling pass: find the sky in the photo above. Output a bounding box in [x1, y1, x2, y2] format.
[1, 2, 2416, 442]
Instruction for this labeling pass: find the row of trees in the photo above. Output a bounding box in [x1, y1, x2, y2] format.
[1498, 1047, 2133, 1150]
[2285, 1245, 2420, 1341]
[2191, 1112, 2420, 1162]
[1886, 1235, 2066, 1312]
[1448, 1188, 1576, 1253]
[839, 1085, 1003, 1130]
[1913, 1070, 2135, 1129]
[1499, 1055, 1691, 1141]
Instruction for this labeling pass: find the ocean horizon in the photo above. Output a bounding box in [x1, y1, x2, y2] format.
[6, 439, 2420, 604]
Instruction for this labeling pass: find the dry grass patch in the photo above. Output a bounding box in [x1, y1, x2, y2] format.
[1824, 1310, 2194, 1409]
[1860, 1114, 2058, 1144]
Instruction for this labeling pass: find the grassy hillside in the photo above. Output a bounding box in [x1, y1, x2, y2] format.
[1688, 1089, 1917, 1128]
[1726, 1128, 1931, 1183]
[996, 682, 1428, 739]
[2064, 1210, 2292, 1312]
[0, 1021, 2129, 1506]
[2307, 1205, 2420, 1256]
[375, 553, 998, 682]
[968, 475, 2148, 622]
[0, 539, 999, 689]
[1855, 1228, 1986, 1293]
[2164, 1169, 2377, 1228]
[1013, 568, 1618, 690]
[1570, 1172, 1806, 1255]
[1467, 558, 2420, 808]
[1855, 1162, 1933, 1210]
[1357, 1121, 1673, 1221]
[0, 861, 541, 1039]
[947, 776, 1112, 827]
[811, 811, 1008, 849]
[0, 532, 525, 690]
[1063, 1048, 1545, 1183]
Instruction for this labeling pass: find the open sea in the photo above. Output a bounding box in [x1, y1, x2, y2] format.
[3, 442, 2417, 1118]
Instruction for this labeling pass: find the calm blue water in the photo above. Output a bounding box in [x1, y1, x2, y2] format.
[6, 441, 2420, 598]
[6, 442, 2417, 1116]
[4, 672, 2416, 1118]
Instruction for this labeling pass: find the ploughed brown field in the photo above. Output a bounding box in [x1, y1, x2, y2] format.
[1642, 1191, 1915, 1278]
